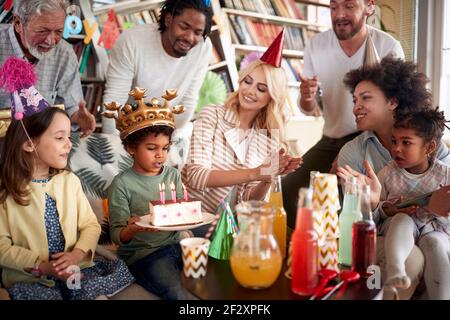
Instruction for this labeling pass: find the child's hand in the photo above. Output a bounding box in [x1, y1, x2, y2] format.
[120, 216, 158, 244]
[51, 248, 86, 275]
[127, 216, 159, 234]
[382, 198, 418, 217]
[39, 260, 83, 281]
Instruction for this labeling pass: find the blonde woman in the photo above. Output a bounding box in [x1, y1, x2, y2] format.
[182, 55, 302, 214]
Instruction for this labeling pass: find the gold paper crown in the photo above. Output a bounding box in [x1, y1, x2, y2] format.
[103, 87, 185, 140]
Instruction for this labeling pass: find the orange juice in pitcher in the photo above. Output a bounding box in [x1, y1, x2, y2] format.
[230, 201, 282, 289]
[230, 252, 282, 288]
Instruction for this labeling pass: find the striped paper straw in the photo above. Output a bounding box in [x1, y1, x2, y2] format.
[204, 212, 221, 240]
[225, 203, 238, 234]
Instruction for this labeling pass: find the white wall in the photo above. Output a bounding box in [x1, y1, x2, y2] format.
[285, 116, 324, 156]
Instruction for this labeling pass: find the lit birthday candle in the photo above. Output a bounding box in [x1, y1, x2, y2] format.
[170, 182, 176, 203]
[161, 182, 166, 204]
[158, 183, 163, 203]
[182, 183, 189, 201]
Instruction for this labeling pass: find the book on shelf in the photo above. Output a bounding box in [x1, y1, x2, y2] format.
[222, 0, 320, 21]
[281, 57, 304, 83]
[95, 7, 161, 33]
[210, 45, 223, 65]
[216, 69, 233, 93]
[271, 0, 290, 17]
[79, 43, 93, 76]
[228, 14, 312, 52]
[81, 81, 105, 117]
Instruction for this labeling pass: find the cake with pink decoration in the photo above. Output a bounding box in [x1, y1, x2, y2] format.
[149, 201, 203, 227]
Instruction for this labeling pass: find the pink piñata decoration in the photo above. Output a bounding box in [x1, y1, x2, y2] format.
[0, 56, 37, 93]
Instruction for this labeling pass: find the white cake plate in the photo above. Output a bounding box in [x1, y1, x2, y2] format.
[135, 212, 216, 231]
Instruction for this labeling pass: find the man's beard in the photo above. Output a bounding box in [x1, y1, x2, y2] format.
[25, 38, 55, 60]
[172, 39, 192, 57]
[333, 17, 365, 41]
[172, 45, 188, 58]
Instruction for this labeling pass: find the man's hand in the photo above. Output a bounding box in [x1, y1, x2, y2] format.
[299, 74, 320, 102]
[71, 101, 96, 138]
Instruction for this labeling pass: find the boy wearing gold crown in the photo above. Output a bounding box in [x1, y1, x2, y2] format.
[106, 87, 193, 300]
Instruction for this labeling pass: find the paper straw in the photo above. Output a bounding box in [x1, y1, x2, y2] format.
[225, 202, 238, 233]
[204, 214, 220, 239]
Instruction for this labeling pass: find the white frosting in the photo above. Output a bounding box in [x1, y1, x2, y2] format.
[150, 201, 202, 227]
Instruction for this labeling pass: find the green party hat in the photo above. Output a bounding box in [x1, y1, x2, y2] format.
[208, 188, 238, 260]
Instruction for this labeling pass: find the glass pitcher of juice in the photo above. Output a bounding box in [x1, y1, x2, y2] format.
[230, 201, 282, 289]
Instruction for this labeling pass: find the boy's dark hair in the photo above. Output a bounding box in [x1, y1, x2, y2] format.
[158, 0, 212, 39]
[122, 125, 174, 149]
[344, 56, 433, 118]
[0, 108, 70, 206]
[394, 107, 449, 144]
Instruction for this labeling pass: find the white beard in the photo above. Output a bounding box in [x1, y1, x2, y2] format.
[24, 37, 55, 60]
[27, 45, 55, 60]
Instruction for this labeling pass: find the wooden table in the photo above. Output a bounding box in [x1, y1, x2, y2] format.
[182, 257, 382, 300]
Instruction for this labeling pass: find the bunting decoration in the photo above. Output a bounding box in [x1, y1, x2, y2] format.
[97, 9, 120, 50]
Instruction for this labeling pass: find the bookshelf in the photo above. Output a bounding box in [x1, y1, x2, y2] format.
[79, 0, 236, 84]
[211, 0, 331, 115]
[75, 0, 239, 122]
[0, 0, 13, 24]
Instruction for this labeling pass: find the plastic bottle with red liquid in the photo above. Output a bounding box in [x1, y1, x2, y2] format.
[351, 185, 376, 277]
[291, 187, 319, 296]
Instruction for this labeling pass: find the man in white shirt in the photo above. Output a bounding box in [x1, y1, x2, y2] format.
[282, 0, 404, 227]
[102, 0, 213, 168]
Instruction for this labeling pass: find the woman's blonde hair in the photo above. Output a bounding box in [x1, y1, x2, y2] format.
[224, 59, 288, 145]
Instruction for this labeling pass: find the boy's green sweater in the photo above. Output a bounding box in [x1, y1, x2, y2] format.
[108, 166, 184, 265]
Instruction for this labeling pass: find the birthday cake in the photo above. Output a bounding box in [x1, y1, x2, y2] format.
[149, 201, 203, 227]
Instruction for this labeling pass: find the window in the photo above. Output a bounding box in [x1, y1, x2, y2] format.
[417, 0, 450, 138]
[439, 1, 450, 113]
